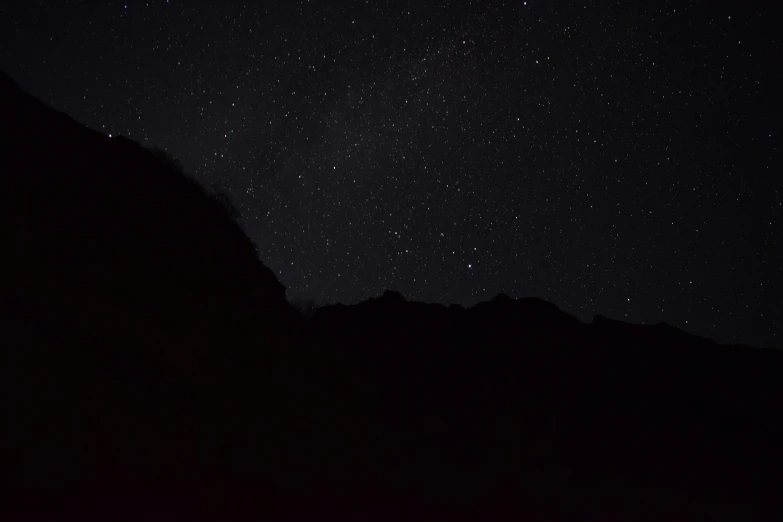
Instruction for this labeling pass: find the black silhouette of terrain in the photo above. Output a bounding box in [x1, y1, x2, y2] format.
[2, 71, 783, 520]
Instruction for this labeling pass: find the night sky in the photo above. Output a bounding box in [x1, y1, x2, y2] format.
[1, 1, 780, 347]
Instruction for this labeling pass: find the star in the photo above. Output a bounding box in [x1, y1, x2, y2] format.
[5, 0, 776, 347]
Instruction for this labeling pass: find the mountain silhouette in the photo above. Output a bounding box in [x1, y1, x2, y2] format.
[2, 70, 783, 520]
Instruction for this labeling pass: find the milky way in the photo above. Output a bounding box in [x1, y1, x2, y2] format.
[1, 0, 780, 346]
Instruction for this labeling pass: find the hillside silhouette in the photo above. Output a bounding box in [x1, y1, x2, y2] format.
[2, 70, 783, 520]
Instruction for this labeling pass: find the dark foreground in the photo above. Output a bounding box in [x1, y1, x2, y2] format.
[2, 71, 782, 520]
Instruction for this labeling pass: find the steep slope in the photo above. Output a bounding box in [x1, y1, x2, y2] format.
[0, 70, 316, 514]
[0, 71, 291, 354]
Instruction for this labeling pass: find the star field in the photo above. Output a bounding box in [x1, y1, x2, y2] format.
[1, 1, 780, 347]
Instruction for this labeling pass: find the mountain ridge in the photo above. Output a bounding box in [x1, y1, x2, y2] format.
[2, 68, 782, 520]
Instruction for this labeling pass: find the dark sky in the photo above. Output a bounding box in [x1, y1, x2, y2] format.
[1, 0, 780, 347]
